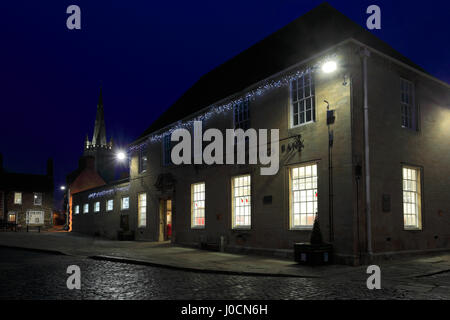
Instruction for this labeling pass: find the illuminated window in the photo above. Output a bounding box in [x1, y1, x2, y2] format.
[233, 99, 250, 130]
[138, 193, 147, 228]
[74, 205, 79, 214]
[8, 213, 16, 223]
[106, 199, 113, 212]
[402, 166, 422, 229]
[291, 71, 315, 127]
[121, 196, 129, 210]
[162, 135, 172, 166]
[83, 203, 89, 214]
[139, 147, 148, 173]
[232, 175, 251, 228]
[401, 79, 416, 130]
[34, 193, 42, 206]
[290, 163, 318, 228]
[94, 201, 100, 213]
[191, 182, 205, 228]
[14, 192, 22, 205]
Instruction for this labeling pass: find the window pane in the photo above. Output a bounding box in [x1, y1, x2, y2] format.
[291, 164, 318, 228]
[402, 166, 421, 229]
[192, 183, 206, 228]
[232, 175, 251, 228]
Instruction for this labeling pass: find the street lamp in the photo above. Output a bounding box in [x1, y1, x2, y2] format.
[116, 151, 126, 162]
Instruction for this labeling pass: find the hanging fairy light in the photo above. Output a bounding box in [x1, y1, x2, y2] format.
[129, 55, 336, 152]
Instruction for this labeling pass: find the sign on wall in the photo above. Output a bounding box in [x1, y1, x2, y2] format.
[26, 211, 44, 225]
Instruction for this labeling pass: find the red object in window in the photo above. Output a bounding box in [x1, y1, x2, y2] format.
[166, 223, 172, 237]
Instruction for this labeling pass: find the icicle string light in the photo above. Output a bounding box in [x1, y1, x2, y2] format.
[88, 184, 130, 199]
[129, 56, 334, 152]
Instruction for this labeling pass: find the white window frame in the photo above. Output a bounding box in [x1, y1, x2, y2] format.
[401, 78, 416, 130]
[233, 99, 250, 130]
[121, 196, 129, 210]
[106, 199, 114, 212]
[74, 205, 80, 214]
[83, 203, 89, 214]
[138, 193, 147, 228]
[232, 175, 251, 229]
[191, 182, 205, 229]
[402, 166, 422, 230]
[34, 193, 43, 206]
[139, 147, 148, 174]
[14, 192, 22, 205]
[94, 201, 100, 213]
[290, 71, 315, 128]
[290, 163, 318, 229]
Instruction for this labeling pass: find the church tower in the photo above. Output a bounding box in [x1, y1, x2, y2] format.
[84, 86, 115, 182]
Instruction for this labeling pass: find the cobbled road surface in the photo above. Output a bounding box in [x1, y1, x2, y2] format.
[0, 248, 444, 300]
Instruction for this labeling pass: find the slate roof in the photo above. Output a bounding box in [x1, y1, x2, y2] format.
[136, 2, 428, 141]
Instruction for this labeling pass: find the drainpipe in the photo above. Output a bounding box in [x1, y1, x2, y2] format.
[361, 47, 372, 259]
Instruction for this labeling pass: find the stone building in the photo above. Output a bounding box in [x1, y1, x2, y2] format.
[71, 3, 450, 264]
[0, 154, 54, 228]
[66, 87, 117, 231]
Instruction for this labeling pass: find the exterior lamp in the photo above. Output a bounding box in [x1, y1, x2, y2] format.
[322, 61, 337, 74]
[60, 186, 66, 191]
[116, 151, 126, 162]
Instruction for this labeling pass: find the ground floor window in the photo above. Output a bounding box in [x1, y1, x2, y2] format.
[232, 175, 251, 228]
[74, 205, 79, 214]
[94, 201, 100, 213]
[26, 211, 44, 225]
[402, 166, 422, 229]
[83, 203, 89, 213]
[191, 182, 205, 228]
[106, 199, 113, 212]
[8, 213, 16, 223]
[138, 193, 147, 227]
[290, 163, 318, 229]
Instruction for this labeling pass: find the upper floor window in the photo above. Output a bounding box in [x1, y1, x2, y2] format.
[162, 135, 172, 166]
[402, 166, 422, 230]
[290, 71, 315, 127]
[74, 205, 80, 214]
[191, 182, 205, 228]
[34, 193, 42, 206]
[83, 203, 89, 213]
[106, 199, 113, 212]
[121, 196, 129, 210]
[139, 147, 148, 173]
[401, 78, 416, 130]
[232, 175, 251, 229]
[14, 192, 22, 205]
[290, 163, 318, 229]
[94, 201, 100, 213]
[233, 99, 250, 130]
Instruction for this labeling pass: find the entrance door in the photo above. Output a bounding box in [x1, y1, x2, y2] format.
[159, 199, 172, 241]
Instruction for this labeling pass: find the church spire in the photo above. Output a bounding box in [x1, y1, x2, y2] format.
[91, 85, 107, 147]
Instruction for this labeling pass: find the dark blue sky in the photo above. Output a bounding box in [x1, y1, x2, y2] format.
[0, 0, 449, 191]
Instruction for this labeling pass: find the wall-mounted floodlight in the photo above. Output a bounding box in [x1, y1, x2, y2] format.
[116, 151, 126, 162]
[60, 186, 66, 191]
[322, 61, 337, 74]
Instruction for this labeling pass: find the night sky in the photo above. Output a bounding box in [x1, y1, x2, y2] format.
[1, 1, 449, 198]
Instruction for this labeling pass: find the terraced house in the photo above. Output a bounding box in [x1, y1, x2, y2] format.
[71, 3, 450, 265]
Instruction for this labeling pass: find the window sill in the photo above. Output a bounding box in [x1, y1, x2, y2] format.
[290, 121, 316, 130]
[232, 227, 251, 231]
[290, 227, 313, 231]
[404, 227, 422, 232]
[191, 226, 205, 230]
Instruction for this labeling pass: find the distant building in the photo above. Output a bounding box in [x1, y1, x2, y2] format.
[71, 4, 450, 264]
[0, 154, 54, 228]
[66, 87, 122, 231]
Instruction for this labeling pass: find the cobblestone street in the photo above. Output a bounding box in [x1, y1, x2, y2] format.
[1, 247, 448, 300]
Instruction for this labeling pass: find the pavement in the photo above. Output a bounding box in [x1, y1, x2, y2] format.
[1, 231, 450, 283]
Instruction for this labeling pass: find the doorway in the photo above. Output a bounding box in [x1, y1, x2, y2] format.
[159, 199, 172, 241]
